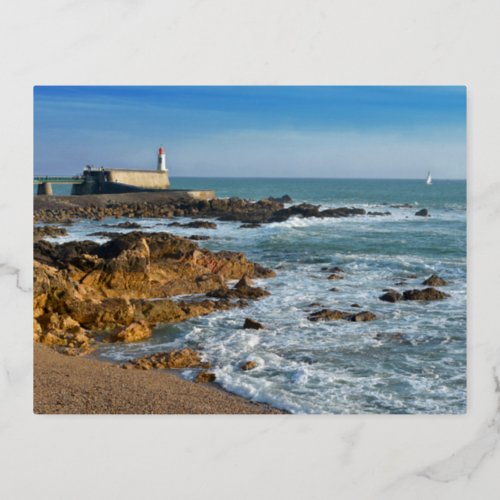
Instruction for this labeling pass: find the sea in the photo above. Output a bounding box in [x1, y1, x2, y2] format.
[38, 177, 467, 414]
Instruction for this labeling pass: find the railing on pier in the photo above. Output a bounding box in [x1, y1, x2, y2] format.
[33, 175, 83, 184]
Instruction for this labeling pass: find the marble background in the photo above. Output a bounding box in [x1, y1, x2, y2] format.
[1, 1, 499, 498]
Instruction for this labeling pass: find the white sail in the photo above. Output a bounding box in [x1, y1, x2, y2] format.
[426, 171, 432, 185]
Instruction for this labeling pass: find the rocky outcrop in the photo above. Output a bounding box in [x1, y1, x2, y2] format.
[34, 226, 67, 242]
[403, 288, 450, 301]
[33, 232, 275, 354]
[34, 195, 380, 225]
[122, 349, 207, 370]
[422, 274, 447, 286]
[243, 318, 264, 329]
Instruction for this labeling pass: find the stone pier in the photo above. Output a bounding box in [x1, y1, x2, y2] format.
[37, 182, 53, 196]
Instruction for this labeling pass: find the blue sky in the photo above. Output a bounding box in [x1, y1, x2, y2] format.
[34, 86, 466, 179]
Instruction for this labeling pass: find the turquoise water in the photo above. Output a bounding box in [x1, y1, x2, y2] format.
[39, 178, 466, 414]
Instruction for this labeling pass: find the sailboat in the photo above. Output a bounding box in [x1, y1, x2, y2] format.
[426, 171, 432, 185]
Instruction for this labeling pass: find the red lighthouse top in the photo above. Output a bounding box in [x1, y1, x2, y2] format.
[159, 147, 165, 155]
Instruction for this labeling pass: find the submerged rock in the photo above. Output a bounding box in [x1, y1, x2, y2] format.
[188, 234, 210, 240]
[243, 318, 264, 329]
[240, 361, 257, 371]
[308, 309, 350, 322]
[103, 221, 141, 229]
[195, 371, 216, 383]
[349, 311, 377, 322]
[327, 273, 344, 280]
[402, 287, 450, 301]
[169, 220, 217, 229]
[379, 290, 403, 303]
[422, 274, 447, 286]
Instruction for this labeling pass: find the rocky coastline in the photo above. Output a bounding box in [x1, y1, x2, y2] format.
[33, 192, 443, 414]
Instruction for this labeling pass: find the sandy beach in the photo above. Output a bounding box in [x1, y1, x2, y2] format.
[34, 344, 283, 414]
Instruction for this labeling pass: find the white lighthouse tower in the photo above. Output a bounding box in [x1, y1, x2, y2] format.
[157, 146, 167, 172]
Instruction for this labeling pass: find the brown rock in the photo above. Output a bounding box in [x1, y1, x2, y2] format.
[422, 274, 447, 286]
[243, 318, 264, 329]
[349, 311, 377, 322]
[111, 321, 151, 343]
[195, 371, 216, 383]
[124, 348, 205, 370]
[240, 361, 257, 371]
[379, 290, 403, 303]
[235, 275, 253, 289]
[327, 273, 344, 280]
[403, 287, 450, 301]
[308, 309, 350, 322]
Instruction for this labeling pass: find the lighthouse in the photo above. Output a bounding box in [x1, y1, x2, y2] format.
[157, 146, 167, 172]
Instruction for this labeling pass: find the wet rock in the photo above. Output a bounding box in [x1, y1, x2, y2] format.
[195, 371, 216, 383]
[243, 318, 264, 329]
[422, 274, 447, 286]
[403, 287, 450, 301]
[235, 275, 253, 289]
[169, 220, 217, 229]
[329, 287, 339, 292]
[415, 208, 429, 217]
[327, 273, 344, 280]
[111, 321, 151, 343]
[188, 234, 210, 240]
[240, 361, 257, 371]
[350, 303, 361, 308]
[239, 223, 262, 229]
[307, 302, 323, 308]
[103, 221, 141, 229]
[34, 225, 68, 242]
[374, 332, 406, 343]
[320, 207, 366, 218]
[252, 263, 276, 279]
[390, 203, 414, 208]
[308, 309, 350, 322]
[208, 283, 270, 300]
[379, 290, 403, 303]
[325, 266, 344, 273]
[367, 211, 391, 216]
[88, 231, 125, 238]
[349, 311, 377, 322]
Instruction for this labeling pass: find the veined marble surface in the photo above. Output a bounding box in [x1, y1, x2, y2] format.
[1, 1, 500, 498]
